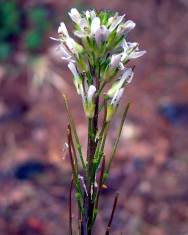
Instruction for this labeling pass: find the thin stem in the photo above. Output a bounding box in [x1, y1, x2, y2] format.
[69, 125, 79, 176]
[68, 125, 84, 214]
[97, 80, 106, 96]
[106, 103, 130, 175]
[87, 118, 94, 175]
[92, 157, 105, 223]
[98, 123, 109, 159]
[67, 125, 77, 184]
[63, 94, 86, 171]
[105, 193, 119, 235]
[69, 178, 73, 235]
[78, 209, 82, 235]
[93, 122, 109, 170]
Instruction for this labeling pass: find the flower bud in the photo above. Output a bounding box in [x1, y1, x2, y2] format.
[68, 62, 83, 95]
[107, 68, 134, 97]
[103, 54, 122, 81]
[85, 10, 96, 20]
[109, 14, 125, 32]
[117, 20, 136, 35]
[68, 8, 81, 23]
[110, 54, 122, 68]
[58, 22, 69, 38]
[95, 26, 109, 45]
[87, 85, 96, 102]
[91, 17, 101, 35]
[106, 88, 124, 121]
[66, 37, 83, 56]
[84, 85, 96, 118]
[121, 68, 134, 84]
[68, 62, 79, 77]
[59, 44, 73, 62]
[121, 40, 146, 61]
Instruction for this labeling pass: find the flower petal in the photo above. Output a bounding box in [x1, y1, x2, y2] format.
[68, 62, 79, 77]
[74, 31, 87, 38]
[95, 26, 109, 45]
[58, 22, 69, 37]
[68, 8, 81, 23]
[125, 20, 136, 32]
[110, 54, 122, 68]
[87, 85, 96, 102]
[121, 68, 134, 84]
[91, 17, 101, 35]
[129, 50, 146, 59]
[111, 88, 124, 105]
[109, 14, 125, 32]
[117, 20, 136, 35]
[85, 10, 96, 20]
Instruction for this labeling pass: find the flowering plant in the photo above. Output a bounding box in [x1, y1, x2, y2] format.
[51, 8, 145, 235]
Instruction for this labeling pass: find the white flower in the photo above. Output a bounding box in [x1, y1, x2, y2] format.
[50, 22, 69, 42]
[79, 18, 89, 30]
[109, 14, 125, 32]
[107, 68, 134, 97]
[59, 44, 73, 62]
[58, 22, 69, 38]
[125, 20, 136, 32]
[65, 37, 83, 57]
[95, 26, 109, 45]
[68, 62, 84, 95]
[110, 54, 122, 68]
[83, 85, 96, 118]
[128, 50, 146, 59]
[74, 31, 87, 38]
[85, 10, 96, 20]
[74, 18, 91, 38]
[50, 37, 61, 41]
[117, 20, 136, 35]
[121, 40, 146, 61]
[68, 62, 79, 78]
[87, 85, 96, 102]
[91, 17, 101, 35]
[66, 37, 76, 52]
[74, 17, 93, 38]
[121, 68, 134, 84]
[111, 88, 124, 106]
[68, 8, 81, 23]
[106, 87, 124, 122]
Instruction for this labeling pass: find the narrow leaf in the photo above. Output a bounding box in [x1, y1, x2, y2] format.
[106, 103, 130, 174]
[63, 94, 86, 171]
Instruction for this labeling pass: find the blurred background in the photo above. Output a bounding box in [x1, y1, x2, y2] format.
[0, 0, 188, 234]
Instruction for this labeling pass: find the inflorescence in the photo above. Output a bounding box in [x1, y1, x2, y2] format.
[51, 8, 146, 120]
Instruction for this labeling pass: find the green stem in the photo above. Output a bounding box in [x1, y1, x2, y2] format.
[63, 94, 86, 171]
[106, 103, 130, 175]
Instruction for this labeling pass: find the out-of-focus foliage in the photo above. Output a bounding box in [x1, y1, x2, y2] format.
[0, 0, 56, 61]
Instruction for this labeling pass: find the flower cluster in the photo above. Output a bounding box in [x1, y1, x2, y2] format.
[51, 8, 146, 120]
